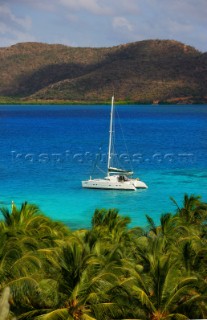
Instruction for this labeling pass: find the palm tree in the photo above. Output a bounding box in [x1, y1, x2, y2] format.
[0, 202, 70, 245]
[85, 208, 133, 259]
[0, 234, 42, 316]
[125, 233, 203, 319]
[91, 208, 130, 231]
[21, 236, 123, 320]
[169, 195, 207, 284]
[0, 202, 71, 317]
[120, 201, 207, 320]
[145, 213, 177, 247]
[1, 198, 206, 319]
[171, 194, 207, 225]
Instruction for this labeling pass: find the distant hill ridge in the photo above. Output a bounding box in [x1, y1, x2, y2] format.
[0, 39, 206, 104]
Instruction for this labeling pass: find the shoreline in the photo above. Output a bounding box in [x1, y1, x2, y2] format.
[0, 98, 207, 105]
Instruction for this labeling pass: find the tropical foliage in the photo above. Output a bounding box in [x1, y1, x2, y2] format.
[0, 195, 206, 319]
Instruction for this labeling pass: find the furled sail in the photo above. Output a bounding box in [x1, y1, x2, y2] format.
[108, 167, 133, 175]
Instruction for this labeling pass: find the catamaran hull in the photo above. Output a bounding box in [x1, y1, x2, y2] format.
[82, 173, 148, 190]
[82, 179, 136, 190]
[132, 179, 148, 189]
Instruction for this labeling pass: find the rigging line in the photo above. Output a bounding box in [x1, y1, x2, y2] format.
[111, 114, 116, 167]
[110, 103, 121, 169]
[111, 108, 120, 169]
[96, 165, 107, 175]
[90, 142, 105, 176]
[115, 106, 134, 172]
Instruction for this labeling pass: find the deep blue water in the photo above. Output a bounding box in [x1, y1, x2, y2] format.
[0, 104, 206, 229]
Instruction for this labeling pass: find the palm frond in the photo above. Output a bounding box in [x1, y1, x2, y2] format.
[165, 313, 188, 319]
[132, 286, 156, 312]
[164, 276, 198, 311]
[35, 308, 70, 320]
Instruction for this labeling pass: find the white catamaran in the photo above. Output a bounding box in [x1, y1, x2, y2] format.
[82, 96, 148, 190]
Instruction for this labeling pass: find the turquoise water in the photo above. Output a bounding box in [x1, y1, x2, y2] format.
[0, 104, 206, 229]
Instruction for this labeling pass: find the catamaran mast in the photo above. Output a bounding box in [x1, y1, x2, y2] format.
[107, 96, 114, 175]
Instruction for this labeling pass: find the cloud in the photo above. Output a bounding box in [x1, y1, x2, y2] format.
[132, 0, 207, 51]
[0, 3, 31, 29]
[0, 0, 55, 12]
[168, 20, 193, 34]
[116, 0, 140, 15]
[0, 3, 35, 46]
[0, 25, 35, 47]
[146, 0, 207, 24]
[59, 0, 111, 15]
[113, 17, 133, 32]
[0, 0, 206, 51]
[0, 22, 10, 35]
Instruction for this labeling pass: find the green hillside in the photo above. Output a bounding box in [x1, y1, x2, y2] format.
[0, 40, 206, 104]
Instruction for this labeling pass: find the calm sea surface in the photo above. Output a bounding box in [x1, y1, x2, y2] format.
[0, 104, 206, 229]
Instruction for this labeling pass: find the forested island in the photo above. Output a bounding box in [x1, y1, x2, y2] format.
[0, 194, 207, 319]
[0, 40, 207, 105]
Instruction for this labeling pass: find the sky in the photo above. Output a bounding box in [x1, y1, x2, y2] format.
[0, 0, 207, 52]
